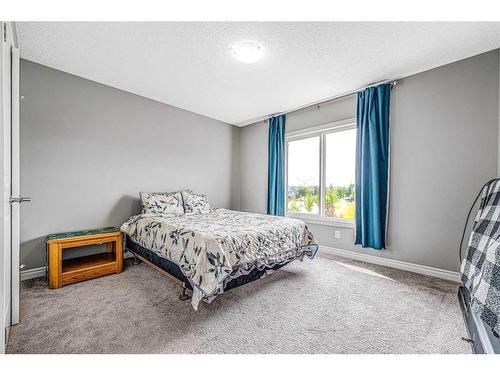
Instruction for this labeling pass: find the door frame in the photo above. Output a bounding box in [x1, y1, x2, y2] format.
[0, 21, 18, 354]
[11, 45, 20, 326]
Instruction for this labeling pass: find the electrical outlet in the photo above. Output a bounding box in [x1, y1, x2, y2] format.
[334, 230, 341, 239]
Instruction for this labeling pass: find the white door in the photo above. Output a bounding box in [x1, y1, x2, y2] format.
[1, 22, 24, 352]
[10, 45, 21, 325]
[1, 22, 13, 351]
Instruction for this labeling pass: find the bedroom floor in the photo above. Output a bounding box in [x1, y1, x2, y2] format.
[7, 252, 471, 354]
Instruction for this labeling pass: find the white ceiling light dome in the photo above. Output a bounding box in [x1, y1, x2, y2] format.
[231, 41, 264, 64]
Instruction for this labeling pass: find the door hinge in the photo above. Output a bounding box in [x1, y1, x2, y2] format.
[3, 23, 6, 42]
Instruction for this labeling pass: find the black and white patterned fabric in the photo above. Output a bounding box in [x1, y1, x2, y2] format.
[140, 192, 184, 215]
[121, 209, 317, 309]
[182, 190, 211, 214]
[461, 180, 500, 337]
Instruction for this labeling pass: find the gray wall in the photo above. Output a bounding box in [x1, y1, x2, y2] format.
[20, 50, 500, 273]
[20, 60, 240, 270]
[239, 50, 500, 272]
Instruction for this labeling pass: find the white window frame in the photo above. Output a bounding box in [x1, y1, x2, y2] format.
[285, 118, 356, 228]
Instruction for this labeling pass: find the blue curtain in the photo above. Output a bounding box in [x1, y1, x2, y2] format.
[267, 115, 286, 216]
[355, 84, 391, 250]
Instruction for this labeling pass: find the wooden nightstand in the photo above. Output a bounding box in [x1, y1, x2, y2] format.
[46, 227, 123, 289]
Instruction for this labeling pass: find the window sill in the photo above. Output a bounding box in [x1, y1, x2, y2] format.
[286, 214, 355, 229]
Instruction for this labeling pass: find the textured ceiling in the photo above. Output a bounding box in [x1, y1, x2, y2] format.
[16, 22, 500, 126]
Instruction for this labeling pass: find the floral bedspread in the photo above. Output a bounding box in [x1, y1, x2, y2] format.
[121, 209, 318, 309]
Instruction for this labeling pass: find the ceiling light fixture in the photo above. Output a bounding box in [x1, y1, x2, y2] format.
[231, 41, 264, 64]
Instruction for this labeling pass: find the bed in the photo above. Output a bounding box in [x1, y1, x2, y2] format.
[121, 202, 318, 309]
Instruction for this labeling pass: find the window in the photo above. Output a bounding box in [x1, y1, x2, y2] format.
[286, 136, 320, 215]
[286, 119, 356, 226]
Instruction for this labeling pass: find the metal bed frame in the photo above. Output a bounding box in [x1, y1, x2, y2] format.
[129, 249, 190, 300]
[125, 234, 318, 303]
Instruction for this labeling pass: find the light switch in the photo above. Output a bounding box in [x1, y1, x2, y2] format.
[334, 230, 341, 239]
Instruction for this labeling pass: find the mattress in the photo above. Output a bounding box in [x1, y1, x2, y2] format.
[126, 234, 297, 293]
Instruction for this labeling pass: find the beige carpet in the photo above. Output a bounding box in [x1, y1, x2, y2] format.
[7, 252, 471, 354]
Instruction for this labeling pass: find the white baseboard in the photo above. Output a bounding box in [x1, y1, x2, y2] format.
[20, 267, 46, 281]
[21, 248, 460, 283]
[320, 246, 461, 282]
[20, 252, 134, 281]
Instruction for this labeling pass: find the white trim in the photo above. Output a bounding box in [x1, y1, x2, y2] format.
[288, 213, 355, 228]
[321, 245, 460, 282]
[20, 252, 134, 281]
[20, 247, 460, 286]
[319, 131, 326, 217]
[286, 118, 356, 139]
[20, 266, 45, 281]
[10, 45, 20, 326]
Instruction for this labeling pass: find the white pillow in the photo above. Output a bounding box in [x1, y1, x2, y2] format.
[181, 190, 211, 214]
[140, 192, 184, 215]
